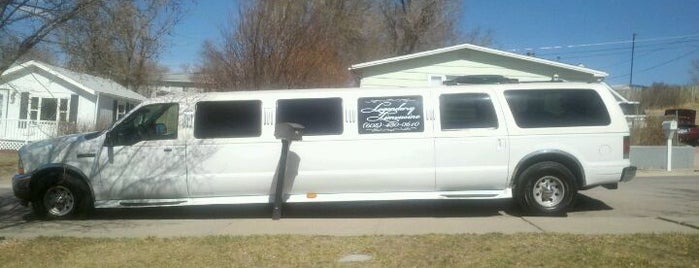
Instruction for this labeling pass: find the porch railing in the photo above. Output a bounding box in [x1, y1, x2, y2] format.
[0, 119, 60, 142]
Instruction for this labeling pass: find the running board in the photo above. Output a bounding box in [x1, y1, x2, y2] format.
[94, 189, 513, 209]
[119, 200, 186, 207]
[440, 193, 500, 198]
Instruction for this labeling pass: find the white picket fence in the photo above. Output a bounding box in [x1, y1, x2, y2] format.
[0, 119, 60, 150]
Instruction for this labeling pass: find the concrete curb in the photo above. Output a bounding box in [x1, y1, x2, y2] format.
[1, 216, 697, 238]
[636, 169, 699, 178]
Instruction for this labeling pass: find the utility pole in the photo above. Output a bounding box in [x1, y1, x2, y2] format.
[629, 33, 637, 87]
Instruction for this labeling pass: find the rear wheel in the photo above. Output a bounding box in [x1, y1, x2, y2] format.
[515, 161, 577, 215]
[32, 174, 92, 220]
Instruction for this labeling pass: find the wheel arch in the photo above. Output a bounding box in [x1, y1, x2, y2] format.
[29, 164, 94, 203]
[510, 150, 585, 189]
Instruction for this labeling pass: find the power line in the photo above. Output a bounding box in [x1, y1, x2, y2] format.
[509, 33, 699, 52]
[557, 43, 698, 61]
[534, 38, 699, 58]
[596, 44, 696, 69]
[608, 47, 699, 79]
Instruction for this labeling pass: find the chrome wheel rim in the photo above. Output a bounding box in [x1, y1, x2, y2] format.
[44, 185, 75, 217]
[532, 176, 565, 208]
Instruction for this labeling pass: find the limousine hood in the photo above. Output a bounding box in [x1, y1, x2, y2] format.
[19, 131, 105, 173]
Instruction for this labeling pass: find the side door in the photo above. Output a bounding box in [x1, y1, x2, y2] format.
[185, 99, 278, 197]
[433, 88, 510, 190]
[94, 103, 188, 200]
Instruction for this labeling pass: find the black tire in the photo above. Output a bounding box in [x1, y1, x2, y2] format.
[31, 173, 92, 220]
[515, 161, 577, 216]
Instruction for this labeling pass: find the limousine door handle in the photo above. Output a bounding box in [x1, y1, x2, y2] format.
[163, 148, 172, 152]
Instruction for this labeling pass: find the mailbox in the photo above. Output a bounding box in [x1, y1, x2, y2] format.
[271, 122, 304, 220]
[662, 120, 677, 139]
[274, 123, 304, 141]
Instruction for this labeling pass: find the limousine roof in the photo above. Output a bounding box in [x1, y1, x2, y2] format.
[144, 81, 611, 104]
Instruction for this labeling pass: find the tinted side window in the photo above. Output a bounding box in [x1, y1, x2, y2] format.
[276, 98, 343, 135]
[110, 103, 179, 146]
[358, 95, 424, 134]
[504, 89, 611, 128]
[194, 100, 261, 138]
[440, 93, 498, 129]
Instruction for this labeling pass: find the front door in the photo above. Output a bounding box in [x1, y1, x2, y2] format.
[95, 103, 187, 200]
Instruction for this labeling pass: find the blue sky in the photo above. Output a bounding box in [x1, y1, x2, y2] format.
[161, 0, 699, 86]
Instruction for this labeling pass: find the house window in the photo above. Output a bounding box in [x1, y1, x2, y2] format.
[40, 98, 58, 121]
[29, 97, 39, 120]
[26, 96, 69, 122]
[59, 99, 68, 122]
[428, 75, 445, 87]
[113, 100, 135, 121]
[117, 103, 126, 119]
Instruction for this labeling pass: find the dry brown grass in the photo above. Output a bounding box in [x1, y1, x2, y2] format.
[0, 150, 18, 184]
[0, 234, 697, 267]
[630, 116, 666, 146]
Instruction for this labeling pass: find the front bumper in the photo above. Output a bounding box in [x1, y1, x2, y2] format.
[12, 173, 32, 203]
[620, 166, 637, 182]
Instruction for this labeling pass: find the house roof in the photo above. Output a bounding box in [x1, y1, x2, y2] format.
[2, 60, 146, 101]
[349, 43, 608, 78]
[161, 73, 194, 83]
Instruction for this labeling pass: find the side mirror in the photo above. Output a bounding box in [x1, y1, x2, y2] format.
[274, 122, 304, 141]
[103, 131, 114, 147]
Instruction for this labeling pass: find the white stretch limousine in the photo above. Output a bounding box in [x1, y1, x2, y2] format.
[13, 82, 636, 219]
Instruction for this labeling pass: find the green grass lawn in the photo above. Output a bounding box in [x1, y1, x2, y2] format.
[0, 234, 697, 267]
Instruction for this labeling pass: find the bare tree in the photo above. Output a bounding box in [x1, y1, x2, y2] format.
[0, 0, 97, 75]
[57, 0, 185, 96]
[198, 0, 366, 90]
[378, 0, 460, 55]
[198, 0, 491, 90]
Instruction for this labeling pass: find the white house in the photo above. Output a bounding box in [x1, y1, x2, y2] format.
[349, 43, 609, 87]
[0, 60, 146, 149]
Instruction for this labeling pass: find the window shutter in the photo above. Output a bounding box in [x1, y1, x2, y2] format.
[19, 92, 29, 120]
[69, 94, 79, 123]
[112, 100, 118, 122]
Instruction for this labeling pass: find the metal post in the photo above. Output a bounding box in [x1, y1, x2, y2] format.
[666, 137, 672, 171]
[629, 33, 637, 87]
[272, 139, 290, 220]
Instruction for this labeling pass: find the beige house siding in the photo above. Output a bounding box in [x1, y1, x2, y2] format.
[354, 48, 603, 88]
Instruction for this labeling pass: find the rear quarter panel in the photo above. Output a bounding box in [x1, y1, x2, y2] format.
[495, 83, 631, 187]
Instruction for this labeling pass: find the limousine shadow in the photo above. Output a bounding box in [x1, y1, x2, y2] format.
[80, 193, 613, 220]
[0, 194, 614, 229]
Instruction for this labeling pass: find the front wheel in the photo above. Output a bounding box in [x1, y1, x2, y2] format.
[32, 174, 92, 220]
[515, 161, 577, 215]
